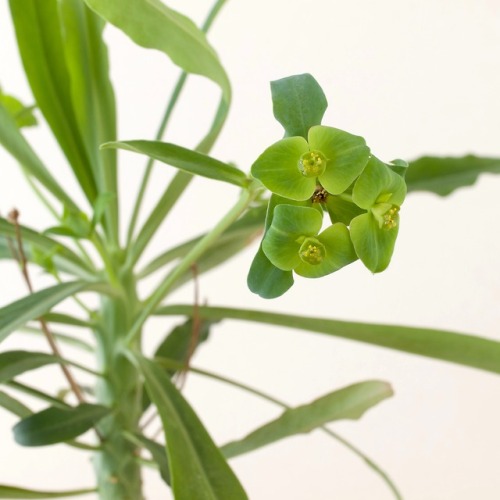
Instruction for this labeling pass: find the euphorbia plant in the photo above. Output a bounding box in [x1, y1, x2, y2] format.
[2, 1, 500, 500]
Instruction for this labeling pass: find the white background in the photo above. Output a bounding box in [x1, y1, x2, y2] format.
[1, 0, 500, 499]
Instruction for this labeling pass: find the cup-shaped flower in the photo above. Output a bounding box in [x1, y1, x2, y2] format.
[261, 204, 357, 278]
[251, 125, 371, 201]
[350, 156, 407, 272]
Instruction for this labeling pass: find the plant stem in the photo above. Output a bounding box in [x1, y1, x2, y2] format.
[126, 188, 255, 344]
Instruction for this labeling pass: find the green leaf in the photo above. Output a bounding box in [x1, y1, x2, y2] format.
[59, 0, 118, 243]
[271, 73, 328, 139]
[0, 105, 79, 211]
[0, 351, 58, 384]
[221, 381, 392, 458]
[125, 432, 171, 485]
[247, 247, 294, 299]
[134, 355, 248, 500]
[0, 217, 93, 280]
[9, 0, 97, 202]
[350, 212, 399, 273]
[251, 136, 314, 200]
[0, 391, 31, 418]
[0, 281, 92, 344]
[406, 155, 500, 196]
[325, 194, 365, 225]
[82, 0, 231, 104]
[103, 140, 248, 187]
[13, 403, 109, 446]
[18, 328, 94, 353]
[0, 89, 37, 128]
[352, 156, 406, 209]
[156, 305, 500, 375]
[309, 125, 371, 195]
[0, 485, 96, 499]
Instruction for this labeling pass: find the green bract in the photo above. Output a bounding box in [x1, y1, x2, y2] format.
[350, 156, 407, 272]
[262, 205, 357, 278]
[251, 125, 370, 201]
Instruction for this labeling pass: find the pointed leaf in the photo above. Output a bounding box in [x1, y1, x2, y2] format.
[103, 140, 247, 187]
[0, 391, 31, 418]
[82, 0, 231, 103]
[9, 0, 97, 202]
[0, 281, 92, 344]
[0, 351, 58, 384]
[0, 485, 96, 498]
[221, 381, 392, 458]
[0, 106, 78, 211]
[271, 73, 328, 138]
[134, 355, 248, 500]
[156, 305, 500, 375]
[13, 403, 109, 446]
[0, 90, 36, 128]
[406, 155, 500, 196]
[0, 217, 95, 279]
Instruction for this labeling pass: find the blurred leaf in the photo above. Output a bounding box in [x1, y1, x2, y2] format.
[0, 89, 36, 128]
[406, 155, 500, 196]
[134, 355, 248, 499]
[82, 0, 231, 104]
[59, 0, 118, 242]
[156, 305, 500, 375]
[0, 391, 31, 418]
[0, 485, 96, 498]
[139, 204, 265, 278]
[221, 381, 393, 458]
[125, 432, 171, 485]
[19, 327, 94, 353]
[271, 73, 328, 138]
[0, 105, 79, 211]
[13, 403, 109, 446]
[0, 217, 94, 279]
[9, 0, 97, 202]
[0, 351, 58, 383]
[103, 141, 247, 187]
[0, 281, 93, 344]
[42, 313, 93, 329]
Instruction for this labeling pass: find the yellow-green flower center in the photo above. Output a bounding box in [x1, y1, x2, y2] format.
[299, 237, 326, 265]
[372, 202, 400, 230]
[298, 150, 327, 178]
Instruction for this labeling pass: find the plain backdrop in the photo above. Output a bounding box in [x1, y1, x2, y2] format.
[1, 1, 500, 499]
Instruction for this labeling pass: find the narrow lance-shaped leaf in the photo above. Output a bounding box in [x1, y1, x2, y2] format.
[271, 73, 328, 139]
[134, 354, 248, 499]
[406, 155, 500, 196]
[82, 0, 231, 105]
[13, 403, 109, 446]
[0, 281, 94, 344]
[9, 0, 97, 202]
[59, 0, 119, 243]
[0, 217, 95, 280]
[0, 485, 96, 499]
[0, 89, 37, 128]
[221, 381, 393, 458]
[102, 141, 248, 187]
[0, 351, 59, 384]
[0, 105, 78, 211]
[0, 391, 31, 419]
[156, 305, 500, 375]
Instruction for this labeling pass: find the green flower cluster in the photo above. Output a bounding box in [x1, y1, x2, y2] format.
[251, 125, 407, 280]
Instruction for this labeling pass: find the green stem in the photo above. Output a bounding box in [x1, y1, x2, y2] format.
[153, 357, 402, 500]
[125, 0, 229, 248]
[126, 188, 255, 344]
